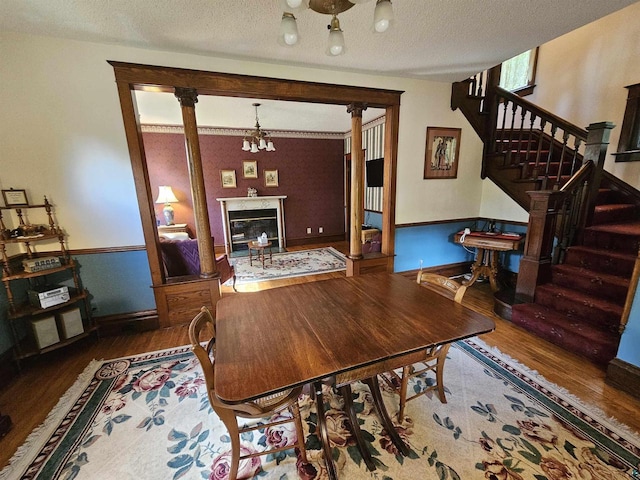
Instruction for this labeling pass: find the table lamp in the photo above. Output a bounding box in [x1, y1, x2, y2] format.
[155, 186, 179, 225]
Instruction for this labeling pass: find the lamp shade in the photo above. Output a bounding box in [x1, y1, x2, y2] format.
[279, 12, 299, 46]
[155, 186, 179, 204]
[326, 16, 345, 56]
[373, 0, 394, 33]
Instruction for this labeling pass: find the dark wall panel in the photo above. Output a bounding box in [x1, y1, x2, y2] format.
[144, 132, 345, 244]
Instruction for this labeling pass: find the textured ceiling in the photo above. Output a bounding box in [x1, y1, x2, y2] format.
[2, 0, 636, 131]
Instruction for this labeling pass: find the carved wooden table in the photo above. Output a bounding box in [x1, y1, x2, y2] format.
[247, 240, 272, 268]
[454, 231, 524, 291]
[215, 273, 495, 479]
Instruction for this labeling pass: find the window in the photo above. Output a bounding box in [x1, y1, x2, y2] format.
[614, 83, 640, 162]
[499, 48, 539, 96]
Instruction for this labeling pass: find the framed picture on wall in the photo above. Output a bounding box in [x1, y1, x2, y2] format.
[2, 188, 29, 207]
[220, 169, 237, 188]
[243, 160, 258, 179]
[264, 170, 279, 187]
[424, 127, 461, 179]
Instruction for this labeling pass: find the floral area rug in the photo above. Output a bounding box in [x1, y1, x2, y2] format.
[2, 339, 638, 480]
[228, 247, 346, 285]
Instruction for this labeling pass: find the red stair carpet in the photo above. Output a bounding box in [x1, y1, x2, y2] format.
[511, 189, 639, 365]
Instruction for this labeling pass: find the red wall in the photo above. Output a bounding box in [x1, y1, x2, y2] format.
[143, 132, 345, 245]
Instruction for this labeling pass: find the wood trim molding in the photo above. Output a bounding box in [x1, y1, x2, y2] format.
[107, 61, 403, 108]
[96, 309, 159, 335]
[396, 217, 528, 229]
[606, 358, 640, 400]
[141, 124, 346, 140]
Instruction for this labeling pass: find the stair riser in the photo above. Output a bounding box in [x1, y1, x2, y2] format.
[582, 230, 640, 254]
[564, 249, 635, 278]
[551, 269, 628, 304]
[592, 205, 637, 225]
[534, 288, 621, 332]
[511, 306, 619, 365]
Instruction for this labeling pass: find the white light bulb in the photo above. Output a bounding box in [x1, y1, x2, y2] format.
[374, 19, 389, 32]
[373, 0, 393, 33]
[279, 13, 299, 46]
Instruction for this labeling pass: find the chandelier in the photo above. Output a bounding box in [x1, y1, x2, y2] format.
[279, 0, 394, 56]
[241, 103, 275, 153]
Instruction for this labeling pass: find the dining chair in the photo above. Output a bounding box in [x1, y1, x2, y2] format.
[383, 270, 468, 421]
[189, 306, 308, 480]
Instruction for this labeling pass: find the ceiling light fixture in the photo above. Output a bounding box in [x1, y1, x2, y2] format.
[242, 103, 275, 153]
[279, 0, 394, 57]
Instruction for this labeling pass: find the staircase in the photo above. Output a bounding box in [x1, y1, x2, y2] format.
[511, 185, 640, 365]
[451, 67, 640, 366]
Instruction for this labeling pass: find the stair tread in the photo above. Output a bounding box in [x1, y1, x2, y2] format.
[553, 263, 630, 286]
[535, 283, 623, 316]
[567, 245, 636, 262]
[586, 220, 640, 236]
[512, 303, 620, 340]
[594, 203, 636, 211]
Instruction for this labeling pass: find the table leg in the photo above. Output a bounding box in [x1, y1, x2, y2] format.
[338, 384, 376, 472]
[313, 381, 339, 480]
[463, 247, 486, 287]
[362, 376, 410, 456]
[249, 247, 254, 267]
[488, 250, 499, 292]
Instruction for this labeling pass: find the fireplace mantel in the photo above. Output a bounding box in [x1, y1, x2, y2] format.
[217, 196, 287, 255]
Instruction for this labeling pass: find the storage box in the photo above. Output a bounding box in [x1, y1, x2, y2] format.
[31, 316, 60, 349]
[58, 308, 84, 339]
[28, 285, 70, 309]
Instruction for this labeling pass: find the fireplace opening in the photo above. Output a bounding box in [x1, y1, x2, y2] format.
[229, 208, 278, 251]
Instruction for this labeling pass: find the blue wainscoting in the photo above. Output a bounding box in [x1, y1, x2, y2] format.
[73, 250, 156, 316]
[0, 250, 155, 356]
[394, 220, 527, 274]
[394, 221, 476, 273]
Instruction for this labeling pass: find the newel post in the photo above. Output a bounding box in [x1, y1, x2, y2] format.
[516, 190, 565, 301]
[583, 121, 615, 227]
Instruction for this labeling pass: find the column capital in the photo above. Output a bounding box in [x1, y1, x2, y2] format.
[347, 102, 368, 117]
[174, 87, 199, 108]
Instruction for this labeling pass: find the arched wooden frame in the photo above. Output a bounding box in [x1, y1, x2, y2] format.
[109, 61, 402, 323]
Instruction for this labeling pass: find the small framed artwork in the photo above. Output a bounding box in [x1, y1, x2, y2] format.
[264, 170, 279, 187]
[243, 160, 258, 179]
[424, 127, 461, 179]
[220, 170, 237, 188]
[2, 188, 29, 207]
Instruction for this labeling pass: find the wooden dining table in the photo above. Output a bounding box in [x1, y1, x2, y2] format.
[215, 273, 495, 479]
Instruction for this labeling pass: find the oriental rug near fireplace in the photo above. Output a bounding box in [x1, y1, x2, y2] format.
[229, 247, 346, 285]
[2, 339, 638, 479]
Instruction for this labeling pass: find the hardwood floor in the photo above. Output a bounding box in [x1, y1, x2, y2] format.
[1, 241, 639, 469]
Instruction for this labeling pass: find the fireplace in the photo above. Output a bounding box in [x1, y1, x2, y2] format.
[218, 196, 287, 255]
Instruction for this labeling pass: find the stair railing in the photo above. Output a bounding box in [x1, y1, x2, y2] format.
[489, 88, 589, 189]
[516, 122, 615, 301]
[452, 69, 616, 301]
[553, 160, 594, 264]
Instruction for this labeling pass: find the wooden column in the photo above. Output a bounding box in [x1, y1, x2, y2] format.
[347, 103, 366, 261]
[515, 190, 564, 301]
[174, 87, 216, 278]
[583, 121, 615, 227]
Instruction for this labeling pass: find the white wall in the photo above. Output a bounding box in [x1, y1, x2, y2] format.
[529, 1, 640, 188]
[0, 31, 485, 251]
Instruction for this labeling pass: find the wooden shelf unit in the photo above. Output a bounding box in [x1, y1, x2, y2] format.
[0, 196, 95, 367]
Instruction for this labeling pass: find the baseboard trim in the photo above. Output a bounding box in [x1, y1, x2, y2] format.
[399, 261, 473, 280]
[96, 310, 159, 336]
[606, 358, 640, 400]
